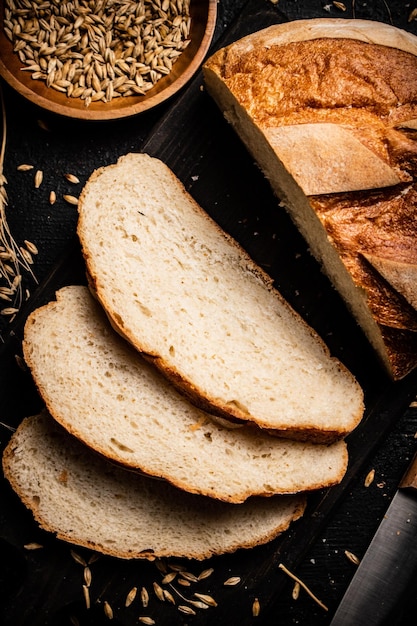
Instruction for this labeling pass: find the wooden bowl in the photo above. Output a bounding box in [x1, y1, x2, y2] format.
[0, 0, 217, 120]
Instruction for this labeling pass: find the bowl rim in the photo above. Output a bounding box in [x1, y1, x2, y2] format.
[0, 0, 218, 120]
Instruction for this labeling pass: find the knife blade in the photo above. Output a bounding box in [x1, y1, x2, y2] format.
[330, 452, 417, 625]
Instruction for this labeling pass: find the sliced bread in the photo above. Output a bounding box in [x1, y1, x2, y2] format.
[203, 19, 417, 379]
[77, 153, 364, 440]
[22, 285, 349, 503]
[2, 411, 306, 560]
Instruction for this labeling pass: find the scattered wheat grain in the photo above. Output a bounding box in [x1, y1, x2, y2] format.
[71, 549, 87, 566]
[364, 469, 375, 487]
[83, 585, 90, 610]
[141, 586, 149, 608]
[163, 589, 176, 604]
[17, 164, 34, 171]
[198, 567, 214, 581]
[194, 592, 217, 607]
[153, 581, 165, 602]
[125, 586, 137, 607]
[292, 581, 300, 600]
[278, 563, 328, 612]
[189, 600, 210, 610]
[63, 194, 79, 206]
[34, 170, 43, 188]
[409, 8, 417, 21]
[178, 605, 196, 615]
[180, 571, 199, 583]
[161, 571, 177, 584]
[24, 240, 38, 255]
[345, 550, 360, 565]
[252, 598, 260, 617]
[103, 600, 113, 619]
[84, 566, 92, 587]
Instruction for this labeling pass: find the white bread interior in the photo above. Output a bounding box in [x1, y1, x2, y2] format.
[22, 286, 350, 503]
[77, 153, 364, 439]
[2, 411, 306, 560]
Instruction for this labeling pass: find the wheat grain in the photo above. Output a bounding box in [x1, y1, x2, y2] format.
[178, 605, 196, 615]
[83, 566, 92, 587]
[193, 592, 217, 607]
[24, 239, 39, 255]
[103, 600, 113, 619]
[409, 8, 417, 22]
[198, 567, 214, 581]
[180, 571, 199, 583]
[141, 586, 150, 608]
[189, 599, 210, 610]
[292, 581, 300, 600]
[345, 550, 360, 565]
[17, 163, 33, 171]
[83, 585, 90, 610]
[34, 169, 43, 188]
[125, 586, 137, 607]
[278, 563, 328, 612]
[88, 553, 100, 565]
[161, 571, 177, 584]
[153, 581, 165, 602]
[364, 468, 375, 487]
[163, 589, 176, 604]
[4, 0, 192, 106]
[63, 194, 79, 206]
[70, 549, 87, 566]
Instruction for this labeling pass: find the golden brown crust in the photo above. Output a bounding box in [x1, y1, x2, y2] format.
[363, 253, 417, 311]
[204, 19, 417, 60]
[310, 187, 417, 329]
[204, 20, 417, 379]
[207, 37, 417, 189]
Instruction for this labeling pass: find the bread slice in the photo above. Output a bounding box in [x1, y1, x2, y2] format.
[22, 286, 349, 503]
[2, 411, 306, 560]
[203, 19, 417, 379]
[77, 153, 363, 441]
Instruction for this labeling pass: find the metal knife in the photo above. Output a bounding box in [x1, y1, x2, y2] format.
[330, 452, 417, 625]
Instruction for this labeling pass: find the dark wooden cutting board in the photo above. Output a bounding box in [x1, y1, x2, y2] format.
[2, 1, 417, 624]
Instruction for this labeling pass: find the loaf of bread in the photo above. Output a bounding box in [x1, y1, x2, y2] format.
[77, 153, 363, 440]
[22, 286, 349, 503]
[2, 411, 306, 560]
[203, 19, 417, 380]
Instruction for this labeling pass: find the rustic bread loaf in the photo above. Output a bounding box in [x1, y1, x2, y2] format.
[2, 411, 306, 560]
[203, 19, 417, 380]
[22, 286, 350, 502]
[77, 153, 363, 440]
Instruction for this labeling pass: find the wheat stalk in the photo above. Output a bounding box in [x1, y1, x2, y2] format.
[0, 84, 37, 331]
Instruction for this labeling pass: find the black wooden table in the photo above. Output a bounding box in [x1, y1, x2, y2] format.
[2, 1, 417, 625]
